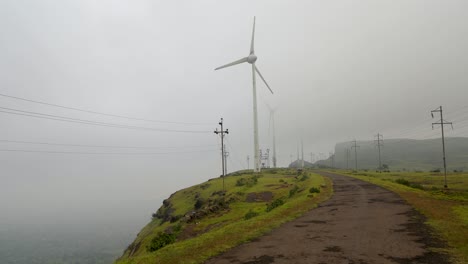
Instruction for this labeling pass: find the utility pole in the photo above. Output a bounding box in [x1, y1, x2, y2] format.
[331, 153, 335, 168]
[271, 109, 277, 168]
[345, 148, 350, 170]
[296, 143, 299, 162]
[351, 140, 359, 171]
[301, 139, 304, 169]
[375, 133, 383, 172]
[431, 106, 453, 188]
[247, 155, 250, 170]
[266, 148, 270, 168]
[214, 118, 229, 192]
[223, 144, 229, 176]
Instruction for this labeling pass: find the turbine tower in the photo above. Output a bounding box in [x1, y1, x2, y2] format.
[266, 104, 277, 168]
[215, 17, 273, 173]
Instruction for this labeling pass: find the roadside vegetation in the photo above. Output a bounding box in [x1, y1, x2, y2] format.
[337, 170, 468, 264]
[116, 168, 332, 264]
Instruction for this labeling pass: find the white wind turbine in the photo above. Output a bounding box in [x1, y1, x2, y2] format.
[215, 17, 273, 173]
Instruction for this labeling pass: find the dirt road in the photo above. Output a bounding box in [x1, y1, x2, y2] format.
[205, 172, 450, 264]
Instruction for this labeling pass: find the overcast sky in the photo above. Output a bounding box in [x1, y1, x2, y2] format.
[1, 0, 468, 242]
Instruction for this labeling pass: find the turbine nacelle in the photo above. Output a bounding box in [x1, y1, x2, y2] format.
[247, 54, 257, 64]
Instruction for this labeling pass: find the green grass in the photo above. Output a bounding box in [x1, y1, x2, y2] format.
[116, 169, 332, 264]
[336, 170, 468, 264]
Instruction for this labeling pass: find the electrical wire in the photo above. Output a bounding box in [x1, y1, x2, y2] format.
[0, 139, 217, 150]
[0, 148, 217, 155]
[0, 107, 211, 133]
[0, 93, 211, 125]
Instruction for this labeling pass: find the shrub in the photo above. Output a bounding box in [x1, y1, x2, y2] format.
[289, 185, 300, 197]
[147, 232, 176, 252]
[300, 174, 309, 182]
[410, 183, 424, 190]
[236, 178, 247, 186]
[236, 176, 258, 187]
[266, 198, 284, 212]
[244, 209, 259, 220]
[395, 178, 410, 186]
[395, 178, 424, 190]
[309, 187, 320, 194]
[194, 198, 205, 210]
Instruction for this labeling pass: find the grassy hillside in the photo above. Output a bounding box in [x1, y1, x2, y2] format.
[116, 168, 332, 264]
[317, 137, 468, 171]
[336, 170, 468, 264]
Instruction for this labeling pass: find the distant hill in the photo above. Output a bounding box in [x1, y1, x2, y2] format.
[316, 137, 468, 171]
[288, 159, 314, 168]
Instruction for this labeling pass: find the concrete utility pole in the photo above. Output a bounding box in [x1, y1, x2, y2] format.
[266, 149, 270, 168]
[351, 140, 360, 170]
[301, 139, 304, 169]
[345, 148, 350, 170]
[271, 109, 277, 168]
[331, 153, 335, 168]
[297, 143, 299, 162]
[214, 118, 229, 191]
[375, 133, 383, 171]
[431, 106, 453, 188]
[223, 144, 229, 176]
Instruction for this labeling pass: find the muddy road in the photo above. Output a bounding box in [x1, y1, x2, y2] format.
[205, 172, 450, 264]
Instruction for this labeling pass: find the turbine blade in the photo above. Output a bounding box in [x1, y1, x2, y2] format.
[215, 57, 248, 70]
[250, 17, 255, 54]
[254, 65, 273, 94]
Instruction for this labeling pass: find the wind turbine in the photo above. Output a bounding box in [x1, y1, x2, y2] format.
[215, 17, 273, 173]
[266, 103, 277, 168]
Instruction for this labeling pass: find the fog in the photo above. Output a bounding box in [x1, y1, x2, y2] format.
[1, 0, 468, 262]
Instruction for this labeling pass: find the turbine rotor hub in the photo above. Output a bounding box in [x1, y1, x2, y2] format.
[247, 54, 257, 64]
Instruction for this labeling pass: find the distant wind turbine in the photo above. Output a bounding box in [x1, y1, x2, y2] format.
[215, 17, 273, 173]
[266, 103, 277, 168]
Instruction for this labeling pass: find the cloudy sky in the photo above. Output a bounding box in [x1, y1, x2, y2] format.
[1, 0, 468, 253]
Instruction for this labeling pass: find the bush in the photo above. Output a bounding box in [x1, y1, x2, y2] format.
[194, 198, 205, 210]
[309, 187, 320, 194]
[395, 178, 410, 186]
[289, 185, 300, 197]
[410, 183, 424, 190]
[395, 178, 424, 190]
[266, 198, 284, 212]
[147, 232, 176, 252]
[300, 174, 309, 182]
[236, 176, 259, 187]
[244, 209, 259, 220]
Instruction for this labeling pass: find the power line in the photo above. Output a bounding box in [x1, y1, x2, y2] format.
[0, 106, 211, 133]
[0, 148, 217, 155]
[0, 93, 210, 125]
[0, 139, 216, 150]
